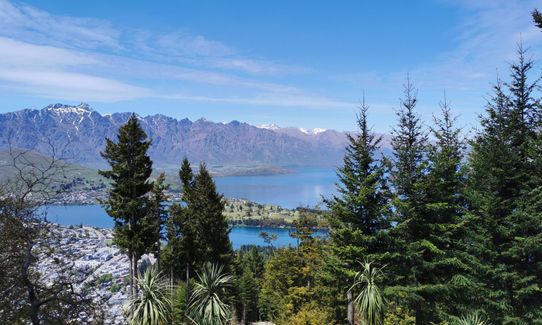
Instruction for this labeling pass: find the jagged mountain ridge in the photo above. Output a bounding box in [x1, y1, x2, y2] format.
[0, 103, 357, 168]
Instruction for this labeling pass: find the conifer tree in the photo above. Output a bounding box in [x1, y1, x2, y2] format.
[412, 99, 474, 321]
[324, 99, 390, 323]
[148, 173, 169, 269]
[386, 78, 431, 323]
[192, 163, 234, 270]
[100, 114, 154, 297]
[163, 158, 200, 283]
[465, 46, 541, 322]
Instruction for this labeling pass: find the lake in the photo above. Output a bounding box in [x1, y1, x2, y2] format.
[214, 166, 337, 209]
[42, 167, 336, 249]
[41, 204, 326, 249]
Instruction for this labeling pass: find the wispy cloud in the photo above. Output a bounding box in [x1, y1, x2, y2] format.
[161, 93, 355, 109]
[0, 69, 150, 101]
[0, 0, 120, 50]
[331, 0, 542, 124]
[156, 31, 235, 57]
[419, 0, 542, 90]
[0, 37, 149, 101]
[0, 0, 341, 108]
[0, 0, 306, 76]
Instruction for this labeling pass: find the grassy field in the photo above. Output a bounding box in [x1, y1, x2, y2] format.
[0, 149, 107, 192]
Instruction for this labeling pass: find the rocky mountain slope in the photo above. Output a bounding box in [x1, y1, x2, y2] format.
[0, 103, 356, 168]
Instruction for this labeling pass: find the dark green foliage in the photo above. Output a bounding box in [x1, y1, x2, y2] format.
[390, 78, 428, 201]
[403, 100, 473, 322]
[324, 100, 390, 323]
[533, 9, 542, 29]
[148, 173, 169, 267]
[99, 114, 154, 295]
[384, 82, 476, 323]
[385, 79, 430, 318]
[465, 46, 542, 323]
[233, 246, 268, 323]
[163, 159, 233, 282]
[238, 266, 259, 323]
[163, 158, 200, 281]
[192, 163, 234, 270]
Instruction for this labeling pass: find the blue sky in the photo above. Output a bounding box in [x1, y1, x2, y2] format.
[0, 0, 541, 132]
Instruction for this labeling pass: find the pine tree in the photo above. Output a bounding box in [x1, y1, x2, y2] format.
[414, 98, 475, 321]
[496, 46, 542, 323]
[324, 99, 390, 323]
[238, 266, 259, 323]
[386, 78, 431, 323]
[192, 163, 234, 270]
[465, 46, 541, 322]
[99, 114, 154, 297]
[234, 246, 265, 324]
[163, 158, 200, 283]
[148, 173, 169, 269]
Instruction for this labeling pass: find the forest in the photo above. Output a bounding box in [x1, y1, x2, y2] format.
[97, 44, 542, 324]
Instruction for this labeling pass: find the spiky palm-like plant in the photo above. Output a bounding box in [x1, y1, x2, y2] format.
[349, 261, 386, 325]
[456, 312, 489, 325]
[187, 263, 233, 325]
[127, 266, 171, 325]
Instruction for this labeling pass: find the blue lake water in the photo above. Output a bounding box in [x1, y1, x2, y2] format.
[214, 167, 337, 209]
[42, 167, 336, 249]
[41, 205, 325, 249]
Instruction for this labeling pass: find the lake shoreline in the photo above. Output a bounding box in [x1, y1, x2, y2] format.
[43, 206, 328, 249]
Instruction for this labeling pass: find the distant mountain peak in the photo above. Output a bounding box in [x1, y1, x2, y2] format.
[258, 123, 280, 130]
[44, 102, 93, 114]
[299, 127, 327, 135]
[0, 104, 354, 168]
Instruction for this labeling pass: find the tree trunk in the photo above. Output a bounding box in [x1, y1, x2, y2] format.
[243, 303, 247, 325]
[185, 262, 190, 303]
[29, 303, 40, 325]
[128, 251, 134, 298]
[347, 290, 354, 325]
[22, 242, 40, 325]
[133, 254, 139, 294]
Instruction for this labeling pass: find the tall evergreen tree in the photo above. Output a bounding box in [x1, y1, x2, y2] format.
[324, 99, 390, 323]
[99, 114, 154, 297]
[164, 160, 233, 281]
[465, 46, 541, 322]
[386, 78, 431, 323]
[163, 158, 200, 283]
[148, 173, 169, 269]
[413, 99, 475, 321]
[192, 163, 234, 270]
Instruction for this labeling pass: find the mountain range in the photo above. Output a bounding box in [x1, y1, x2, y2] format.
[0, 103, 370, 169]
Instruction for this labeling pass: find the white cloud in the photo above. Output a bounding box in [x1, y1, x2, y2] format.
[0, 0, 121, 50]
[156, 32, 235, 57]
[0, 37, 98, 68]
[414, 0, 542, 91]
[0, 0, 347, 109]
[0, 37, 148, 101]
[161, 92, 355, 109]
[0, 69, 150, 101]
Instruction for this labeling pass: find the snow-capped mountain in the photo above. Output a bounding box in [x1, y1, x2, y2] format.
[257, 123, 281, 130]
[258, 123, 328, 135]
[299, 127, 327, 135]
[0, 103, 353, 168]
